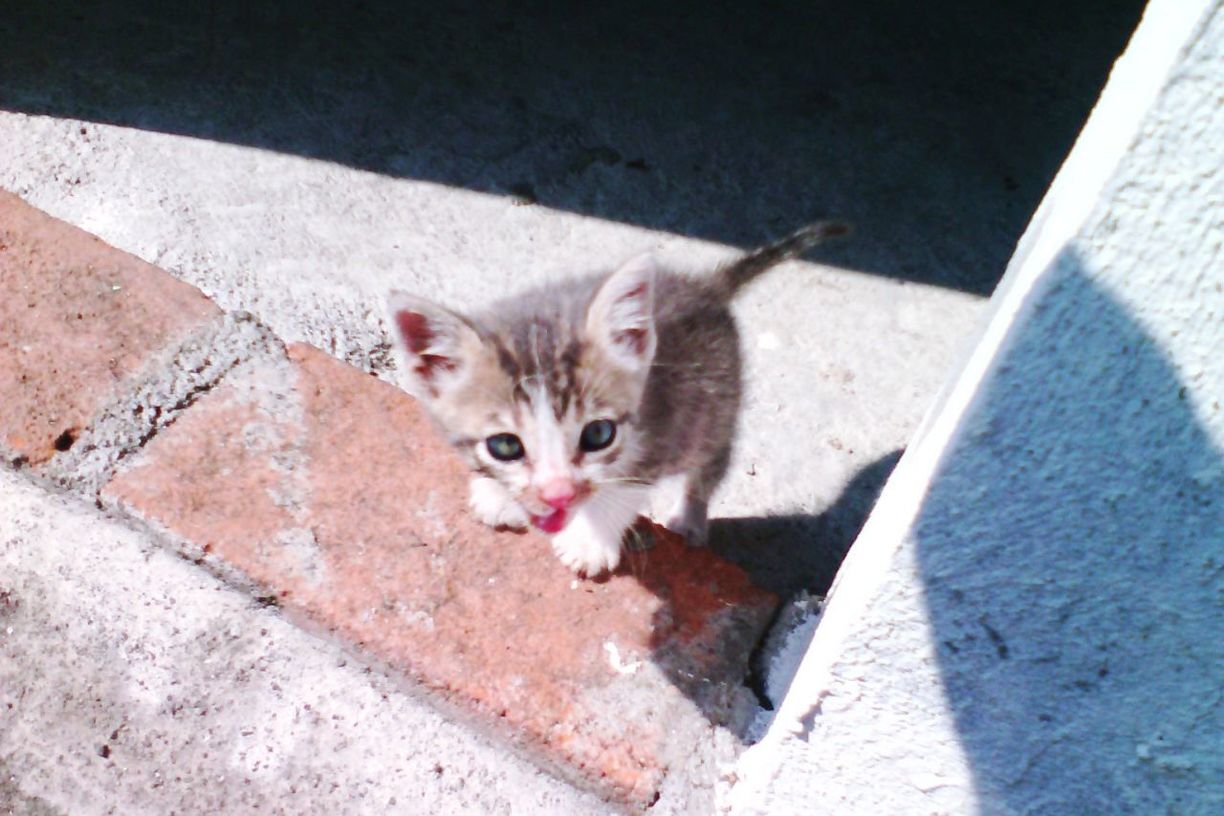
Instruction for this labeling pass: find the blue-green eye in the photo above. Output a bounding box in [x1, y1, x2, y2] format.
[579, 419, 617, 452]
[486, 433, 525, 461]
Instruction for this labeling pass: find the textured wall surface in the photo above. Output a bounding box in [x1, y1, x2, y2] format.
[730, 1, 1224, 813]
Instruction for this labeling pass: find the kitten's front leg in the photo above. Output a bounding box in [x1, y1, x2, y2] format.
[665, 490, 710, 546]
[468, 475, 530, 530]
[551, 484, 647, 576]
[663, 450, 729, 546]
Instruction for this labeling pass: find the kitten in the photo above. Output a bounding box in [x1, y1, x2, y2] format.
[387, 222, 848, 576]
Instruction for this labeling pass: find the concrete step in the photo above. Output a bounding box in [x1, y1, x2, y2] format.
[0, 1, 1151, 811]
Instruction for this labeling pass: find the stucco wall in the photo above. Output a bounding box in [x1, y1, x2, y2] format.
[729, 1, 1224, 813]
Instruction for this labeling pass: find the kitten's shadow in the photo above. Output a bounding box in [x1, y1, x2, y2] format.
[632, 449, 903, 732]
[707, 449, 903, 598]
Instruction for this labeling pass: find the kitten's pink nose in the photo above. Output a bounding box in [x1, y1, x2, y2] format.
[539, 480, 578, 510]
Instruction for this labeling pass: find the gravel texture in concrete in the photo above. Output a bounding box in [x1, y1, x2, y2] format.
[0, 469, 612, 816]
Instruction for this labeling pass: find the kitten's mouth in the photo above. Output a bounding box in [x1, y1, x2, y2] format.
[532, 508, 569, 534]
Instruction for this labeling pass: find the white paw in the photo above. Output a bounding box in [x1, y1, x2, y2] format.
[551, 525, 624, 576]
[550, 485, 647, 577]
[468, 476, 529, 530]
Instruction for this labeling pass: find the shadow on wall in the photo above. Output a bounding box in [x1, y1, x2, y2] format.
[915, 251, 1224, 812]
[0, 0, 1143, 295]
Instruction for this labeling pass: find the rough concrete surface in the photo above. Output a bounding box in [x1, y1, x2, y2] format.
[0, 469, 612, 816]
[730, 1, 1224, 813]
[0, 0, 1150, 812]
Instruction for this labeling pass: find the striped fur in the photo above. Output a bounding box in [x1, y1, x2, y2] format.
[387, 222, 847, 575]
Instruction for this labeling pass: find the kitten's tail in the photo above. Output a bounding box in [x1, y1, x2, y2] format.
[715, 221, 851, 297]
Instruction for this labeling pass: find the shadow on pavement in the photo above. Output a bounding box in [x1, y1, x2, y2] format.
[710, 448, 904, 598]
[0, 0, 1143, 295]
[631, 449, 902, 732]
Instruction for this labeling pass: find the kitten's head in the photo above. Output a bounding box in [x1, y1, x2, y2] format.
[387, 255, 657, 533]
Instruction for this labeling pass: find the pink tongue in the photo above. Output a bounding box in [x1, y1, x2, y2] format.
[532, 508, 568, 534]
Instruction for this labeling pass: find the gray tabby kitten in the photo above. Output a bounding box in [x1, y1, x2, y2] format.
[387, 222, 848, 577]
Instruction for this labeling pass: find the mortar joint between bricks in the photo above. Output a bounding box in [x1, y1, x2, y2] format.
[46, 311, 285, 499]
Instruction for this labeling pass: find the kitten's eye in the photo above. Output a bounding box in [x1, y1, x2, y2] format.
[486, 433, 525, 462]
[579, 419, 617, 453]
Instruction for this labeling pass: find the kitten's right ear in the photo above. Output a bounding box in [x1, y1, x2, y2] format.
[386, 291, 482, 400]
[586, 253, 658, 373]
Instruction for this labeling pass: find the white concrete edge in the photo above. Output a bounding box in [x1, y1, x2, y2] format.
[729, 0, 1216, 798]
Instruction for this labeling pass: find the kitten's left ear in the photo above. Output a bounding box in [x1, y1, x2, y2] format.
[586, 254, 657, 372]
[386, 290, 483, 401]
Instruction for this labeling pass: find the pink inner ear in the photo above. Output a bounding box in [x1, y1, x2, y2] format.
[605, 279, 652, 358]
[619, 282, 649, 302]
[614, 327, 650, 357]
[416, 354, 457, 382]
[395, 310, 433, 354]
[395, 310, 459, 387]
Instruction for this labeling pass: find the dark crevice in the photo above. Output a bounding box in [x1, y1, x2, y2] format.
[744, 604, 787, 712]
[53, 429, 77, 452]
[0, 0, 1147, 296]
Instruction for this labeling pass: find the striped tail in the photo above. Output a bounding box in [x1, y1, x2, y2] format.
[715, 220, 850, 296]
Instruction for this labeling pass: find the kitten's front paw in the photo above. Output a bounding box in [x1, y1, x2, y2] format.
[551, 523, 624, 577]
[469, 476, 530, 530]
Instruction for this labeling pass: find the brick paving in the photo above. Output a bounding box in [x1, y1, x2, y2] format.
[2, 192, 778, 806]
[0, 191, 219, 467]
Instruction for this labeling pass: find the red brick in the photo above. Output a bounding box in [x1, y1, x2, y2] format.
[0, 191, 219, 466]
[104, 342, 776, 805]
